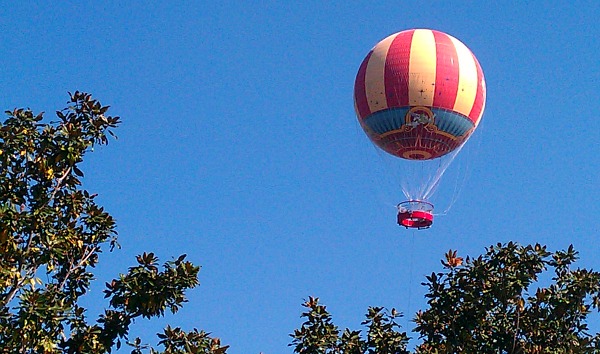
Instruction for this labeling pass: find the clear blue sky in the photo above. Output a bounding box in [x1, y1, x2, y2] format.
[1, 2, 599, 352]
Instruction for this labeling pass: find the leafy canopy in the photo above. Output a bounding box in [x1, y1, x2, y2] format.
[290, 243, 600, 354]
[0, 92, 227, 353]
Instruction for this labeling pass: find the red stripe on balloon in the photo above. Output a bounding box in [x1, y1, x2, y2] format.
[468, 53, 485, 123]
[432, 31, 459, 110]
[384, 30, 414, 108]
[354, 50, 373, 119]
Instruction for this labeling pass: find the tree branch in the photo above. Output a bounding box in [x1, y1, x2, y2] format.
[48, 166, 72, 203]
[1, 229, 35, 307]
[58, 245, 97, 292]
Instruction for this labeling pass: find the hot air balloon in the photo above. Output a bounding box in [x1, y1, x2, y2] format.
[354, 29, 486, 229]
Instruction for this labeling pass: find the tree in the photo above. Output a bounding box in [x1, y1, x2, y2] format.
[291, 243, 600, 353]
[414, 243, 600, 353]
[290, 297, 409, 354]
[0, 92, 229, 353]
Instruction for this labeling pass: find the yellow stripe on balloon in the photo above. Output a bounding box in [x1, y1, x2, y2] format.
[408, 29, 437, 106]
[364, 33, 397, 113]
[450, 37, 478, 117]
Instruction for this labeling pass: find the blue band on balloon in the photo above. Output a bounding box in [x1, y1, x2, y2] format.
[363, 107, 474, 138]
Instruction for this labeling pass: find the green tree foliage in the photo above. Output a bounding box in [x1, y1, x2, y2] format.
[414, 243, 600, 353]
[0, 92, 228, 353]
[291, 243, 600, 354]
[290, 297, 409, 353]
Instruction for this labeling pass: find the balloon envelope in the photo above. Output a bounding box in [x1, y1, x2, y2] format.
[354, 29, 486, 160]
